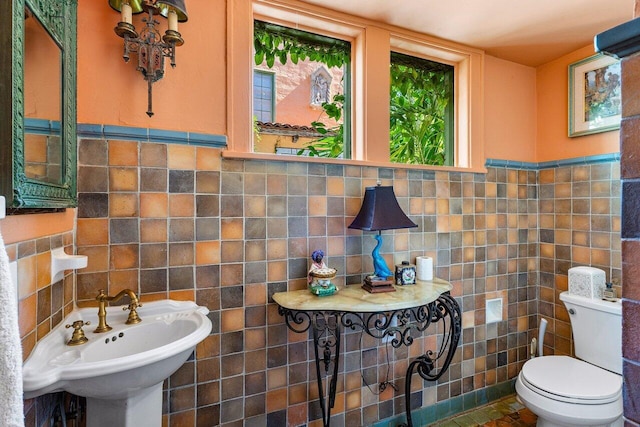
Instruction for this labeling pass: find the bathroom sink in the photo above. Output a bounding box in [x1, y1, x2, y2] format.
[23, 299, 212, 427]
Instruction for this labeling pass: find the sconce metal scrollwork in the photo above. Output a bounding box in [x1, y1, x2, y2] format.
[108, 0, 188, 117]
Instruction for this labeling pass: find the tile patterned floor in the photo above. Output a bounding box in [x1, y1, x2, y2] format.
[430, 395, 537, 426]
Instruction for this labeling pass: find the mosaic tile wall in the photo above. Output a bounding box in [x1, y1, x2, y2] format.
[8, 231, 75, 426]
[71, 138, 541, 427]
[537, 162, 621, 358]
[15, 136, 622, 426]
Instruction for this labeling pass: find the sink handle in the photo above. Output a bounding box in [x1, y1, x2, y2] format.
[123, 301, 142, 325]
[65, 320, 90, 346]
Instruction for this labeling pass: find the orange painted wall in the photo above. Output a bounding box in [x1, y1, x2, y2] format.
[536, 44, 619, 162]
[76, 1, 227, 133]
[484, 55, 537, 162]
[75, 2, 617, 164]
[5, 3, 620, 247]
[79, 0, 537, 165]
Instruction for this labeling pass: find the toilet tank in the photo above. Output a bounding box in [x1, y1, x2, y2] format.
[559, 291, 622, 374]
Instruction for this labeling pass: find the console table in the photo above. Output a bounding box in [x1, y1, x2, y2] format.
[272, 278, 461, 427]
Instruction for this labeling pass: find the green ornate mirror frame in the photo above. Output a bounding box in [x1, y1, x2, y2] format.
[0, 0, 77, 210]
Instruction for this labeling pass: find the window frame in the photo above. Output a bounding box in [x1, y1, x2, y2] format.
[226, 0, 485, 172]
[252, 19, 353, 159]
[389, 33, 484, 170]
[252, 69, 276, 123]
[389, 50, 455, 167]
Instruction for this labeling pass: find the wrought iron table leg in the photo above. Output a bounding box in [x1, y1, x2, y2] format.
[401, 293, 462, 427]
[311, 316, 341, 427]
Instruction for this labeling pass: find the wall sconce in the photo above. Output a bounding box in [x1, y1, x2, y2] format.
[109, 0, 188, 117]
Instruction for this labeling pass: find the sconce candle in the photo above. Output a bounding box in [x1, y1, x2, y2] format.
[121, 2, 132, 24]
[168, 10, 178, 32]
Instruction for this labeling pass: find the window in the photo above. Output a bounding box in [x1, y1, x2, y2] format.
[227, 1, 485, 171]
[390, 52, 454, 166]
[253, 70, 275, 123]
[252, 20, 351, 158]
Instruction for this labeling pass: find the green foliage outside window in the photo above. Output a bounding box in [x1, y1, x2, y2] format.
[300, 93, 345, 158]
[254, 21, 349, 68]
[253, 22, 454, 164]
[253, 20, 350, 158]
[390, 52, 454, 166]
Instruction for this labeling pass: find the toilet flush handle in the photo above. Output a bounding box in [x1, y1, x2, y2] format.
[568, 308, 576, 315]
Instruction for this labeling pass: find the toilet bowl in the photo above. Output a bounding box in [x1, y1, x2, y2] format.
[516, 292, 623, 427]
[515, 356, 622, 427]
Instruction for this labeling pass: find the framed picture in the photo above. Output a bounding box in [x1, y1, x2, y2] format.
[569, 53, 621, 137]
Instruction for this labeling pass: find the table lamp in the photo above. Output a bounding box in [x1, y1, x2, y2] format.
[349, 184, 417, 292]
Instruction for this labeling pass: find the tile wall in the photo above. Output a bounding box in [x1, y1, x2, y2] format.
[9, 231, 75, 426]
[538, 162, 621, 357]
[16, 136, 622, 426]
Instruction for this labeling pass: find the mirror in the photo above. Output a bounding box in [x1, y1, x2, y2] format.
[0, 0, 77, 210]
[24, 7, 63, 185]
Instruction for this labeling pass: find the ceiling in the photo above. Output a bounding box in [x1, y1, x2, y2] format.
[297, 0, 635, 67]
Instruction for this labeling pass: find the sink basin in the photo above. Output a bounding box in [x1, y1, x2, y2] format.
[23, 299, 212, 427]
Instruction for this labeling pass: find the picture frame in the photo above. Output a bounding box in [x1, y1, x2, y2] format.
[568, 53, 621, 137]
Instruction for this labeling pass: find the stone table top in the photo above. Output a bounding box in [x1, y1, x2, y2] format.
[273, 278, 453, 313]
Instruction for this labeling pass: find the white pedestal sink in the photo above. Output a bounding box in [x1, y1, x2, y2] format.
[23, 300, 212, 427]
[86, 384, 163, 427]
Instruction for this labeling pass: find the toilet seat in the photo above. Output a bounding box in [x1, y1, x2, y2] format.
[520, 356, 622, 405]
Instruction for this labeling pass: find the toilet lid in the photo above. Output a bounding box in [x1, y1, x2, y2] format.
[521, 356, 622, 404]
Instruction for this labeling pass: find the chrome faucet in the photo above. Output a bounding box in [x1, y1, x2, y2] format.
[94, 289, 142, 333]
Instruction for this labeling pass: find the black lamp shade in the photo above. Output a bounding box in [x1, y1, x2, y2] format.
[348, 185, 417, 231]
[158, 0, 189, 22]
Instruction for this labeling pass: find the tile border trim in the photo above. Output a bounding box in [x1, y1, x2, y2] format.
[75, 124, 617, 169]
[77, 123, 228, 148]
[25, 118, 61, 135]
[486, 152, 620, 170]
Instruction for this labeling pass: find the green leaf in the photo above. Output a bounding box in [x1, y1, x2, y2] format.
[311, 121, 328, 134]
[278, 50, 288, 65]
[254, 51, 264, 65]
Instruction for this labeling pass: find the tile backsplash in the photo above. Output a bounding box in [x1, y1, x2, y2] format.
[7, 230, 75, 426]
[14, 137, 621, 426]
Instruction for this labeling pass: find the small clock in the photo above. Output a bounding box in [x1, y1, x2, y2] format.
[395, 261, 416, 286]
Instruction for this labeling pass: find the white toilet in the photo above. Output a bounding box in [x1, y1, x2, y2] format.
[516, 291, 623, 427]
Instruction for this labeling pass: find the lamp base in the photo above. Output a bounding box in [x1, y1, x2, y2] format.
[362, 276, 395, 293]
